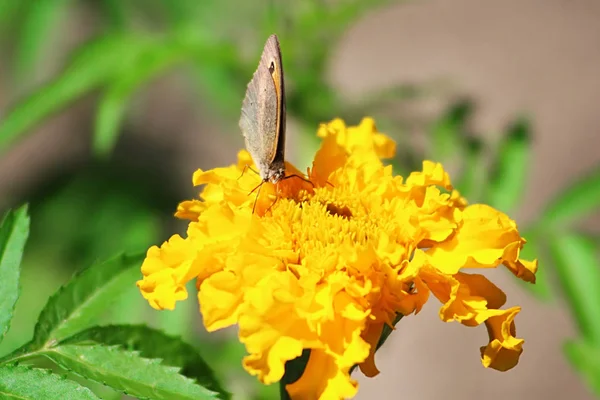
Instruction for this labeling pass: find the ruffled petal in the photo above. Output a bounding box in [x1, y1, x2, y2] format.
[480, 306, 524, 371]
[426, 204, 537, 282]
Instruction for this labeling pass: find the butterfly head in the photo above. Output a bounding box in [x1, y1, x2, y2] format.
[264, 165, 286, 184]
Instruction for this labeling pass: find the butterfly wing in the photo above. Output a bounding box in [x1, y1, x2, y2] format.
[239, 35, 285, 178]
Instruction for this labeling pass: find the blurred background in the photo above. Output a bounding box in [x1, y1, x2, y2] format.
[1, 0, 599, 399]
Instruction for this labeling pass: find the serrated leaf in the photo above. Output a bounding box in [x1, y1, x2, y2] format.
[550, 233, 600, 344]
[62, 325, 229, 399]
[485, 117, 531, 213]
[0, 34, 151, 153]
[33, 252, 145, 347]
[13, 0, 72, 84]
[43, 344, 219, 400]
[0, 205, 30, 343]
[564, 340, 600, 396]
[541, 169, 600, 228]
[0, 364, 99, 400]
[93, 41, 191, 157]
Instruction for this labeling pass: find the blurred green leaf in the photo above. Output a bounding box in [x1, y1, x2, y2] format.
[0, 364, 100, 400]
[0, 1, 24, 32]
[155, 282, 196, 338]
[31, 172, 161, 266]
[541, 169, 600, 229]
[33, 252, 144, 347]
[62, 324, 229, 398]
[0, 205, 30, 343]
[94, 40, 193, 157]
[42, 344, 220, 400]
[100, 0, 127, 30]
[454, 137, 486, 201]
[485, 116, 531, 213]
[428, 100, 473, 164]
[549, 233, 600, 344]
[13, 0, 72, 84]
[514, 229, 552, 301]
[564, 339, 600, 396]
[0, 34, 152, 153]
[290, 0, 394, 69]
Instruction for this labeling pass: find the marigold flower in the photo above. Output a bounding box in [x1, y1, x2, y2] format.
[137, 118, 537, 400]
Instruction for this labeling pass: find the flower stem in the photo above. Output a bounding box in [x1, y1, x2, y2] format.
[279, 349, 311, 400]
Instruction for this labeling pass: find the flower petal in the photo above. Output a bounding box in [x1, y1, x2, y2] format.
[480, 306, 524, 371]
[426, 204, 537, 282]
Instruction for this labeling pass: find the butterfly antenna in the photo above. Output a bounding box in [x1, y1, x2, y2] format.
[238, 164, 261, 181]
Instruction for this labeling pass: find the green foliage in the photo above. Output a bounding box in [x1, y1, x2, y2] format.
[550, 234, 600, 343]
[93, 40, 191, 156]
[0, 233, 226, 399]
[12, 0, 73, 84]
[43, 344, 219, 400]
[484, 116, 532, 213]
[428, 100, 473, 165]
[62, 325, 227, 396]
[0, 206, 30, 343]
[0, 364, 100, 400]
[0, 34, 150, 152]
[453, 137, 486, 201]
[515, 230, 552, 301]
[32, 252, 144, 347]
[564, 340, 600, 397]
[541, 169, 600, 229]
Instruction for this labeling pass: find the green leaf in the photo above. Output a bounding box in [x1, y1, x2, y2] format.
[0, 364, 99, 400]
[279, 349, 310, 400]
[375, 313, 403, 352]
[348, 313, 404, 375]
[485, 116, 532, 213]
[428, 100, 473, 163]
[0, 1, 24, 32]
[549, 233, 600, 344]
[0, 34, 151, 153]
[62, 325, 229, 399]
[454, 137, 487, 201]
[93, 41, 191, 157]
[33, 252, 145, 347]
[0, 205, 30, 343]
[564, 340, 600, 396]
[13, 0, 72, 84]
[100, 0, 127, 30]
[541, 169, 600, 228]
[42, 344, 219, 400]
[513, 229, 552, 301]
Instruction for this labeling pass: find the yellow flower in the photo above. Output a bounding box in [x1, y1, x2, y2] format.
[137, 118, 537, 400]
